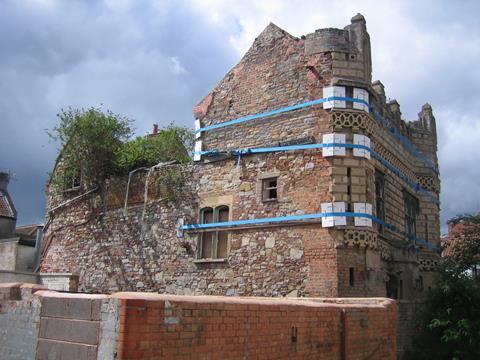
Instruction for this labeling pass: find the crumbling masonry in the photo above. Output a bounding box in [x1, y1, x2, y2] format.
[40, 14, 440, 355]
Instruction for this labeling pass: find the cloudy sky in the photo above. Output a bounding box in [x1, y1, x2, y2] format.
[1, 0, 479, 233]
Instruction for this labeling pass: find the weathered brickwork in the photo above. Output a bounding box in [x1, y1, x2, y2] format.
[115, 293, 396, 360]
[40, 14, 440, 357]
[0, 284, 397, 360]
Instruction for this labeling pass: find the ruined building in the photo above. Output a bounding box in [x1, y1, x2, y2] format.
[40, 14, 440, 305]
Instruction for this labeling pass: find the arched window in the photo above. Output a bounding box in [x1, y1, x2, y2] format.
[198, 206, 230, 259]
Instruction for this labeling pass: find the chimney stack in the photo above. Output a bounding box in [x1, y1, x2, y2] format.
[0, 172, 9, 192]
[153, 124, 159, 135]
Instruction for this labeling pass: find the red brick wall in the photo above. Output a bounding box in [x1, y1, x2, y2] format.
[114, 293, 396, 360]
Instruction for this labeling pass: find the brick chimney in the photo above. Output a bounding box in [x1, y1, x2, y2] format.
[153, 124, 159, 135]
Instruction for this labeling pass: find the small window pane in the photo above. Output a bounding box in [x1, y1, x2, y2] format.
[203, 209, 214, 223]
[201, 232, 214, 258]
[218, 207, 229, 222]
[217, 231, 228, 259]
[262, 177, 278, 201]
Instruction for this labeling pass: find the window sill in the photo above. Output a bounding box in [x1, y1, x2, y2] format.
[262, 199, 278, 203]
[62, 187, 82, 194]
[193, 258, 228, 264]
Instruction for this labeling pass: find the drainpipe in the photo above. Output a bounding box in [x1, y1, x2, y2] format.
[33, 224, 44, 272]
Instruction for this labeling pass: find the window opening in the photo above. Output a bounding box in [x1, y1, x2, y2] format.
[63, 167, 81, 191]
[262, 177, 278, 201]
[199, 206, 230, 260]
[375, 171, 385, 234]
[404, 191, 419, 240]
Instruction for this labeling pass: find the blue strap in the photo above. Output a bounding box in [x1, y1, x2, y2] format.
[196, 96, 369, 134]
[369, 110, 437, 171]
[180, 211, 440, 252]
[194, 142, 439, 203]
[195, 95, 437, 171]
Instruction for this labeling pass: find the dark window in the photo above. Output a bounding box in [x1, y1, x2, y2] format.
[416, 276, 424, 291]
[262, 177, 278, 201]
[386, 274, 398, 299]
[216, 206, 229, 259]
[349, 267, 355, 287]
[200, 208, 214, 259]
[375, 171, 385, 233]
[404, 191, 419, 240]
[199, 206, 230, 259]
[345, 86, 354, 108]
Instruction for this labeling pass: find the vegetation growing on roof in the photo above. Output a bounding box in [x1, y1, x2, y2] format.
[48, 107, 193, 190]
[116, 124, 194, 171]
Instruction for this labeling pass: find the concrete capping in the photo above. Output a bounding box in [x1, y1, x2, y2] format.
[0, 269, 39, 276]
[109, 291, 395, 309]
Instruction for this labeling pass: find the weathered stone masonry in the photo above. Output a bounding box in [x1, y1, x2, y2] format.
[41, 14, 440, 312]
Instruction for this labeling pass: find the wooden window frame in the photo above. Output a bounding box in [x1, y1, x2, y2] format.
[262, 177, 278, 202]
[198, 206, 230, 260]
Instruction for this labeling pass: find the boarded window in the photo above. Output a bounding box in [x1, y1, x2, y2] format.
[200, 208, 214, 259]
[199, 206, 230, 259]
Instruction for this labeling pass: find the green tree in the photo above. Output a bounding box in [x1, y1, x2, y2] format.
[407, 215, 480, 360]
[116, 124, 194, 172]
[48, 107, 194, 190]
[48, 107, 132, 187]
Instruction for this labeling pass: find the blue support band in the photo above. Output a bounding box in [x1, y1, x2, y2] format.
[369, 110, 437, 171]
[194, 142, 439, 203]
[196, 96, 369, 134]
[180, 211, 440, 252]
[195, 95, 437, 171]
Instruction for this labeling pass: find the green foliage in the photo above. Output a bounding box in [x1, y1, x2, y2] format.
[48, 107, 194, 191]
[406, 217, 480, 360]
[116, 124, 194, 172]
[155, 169, 184, 202]
[48, 107, 132, 187]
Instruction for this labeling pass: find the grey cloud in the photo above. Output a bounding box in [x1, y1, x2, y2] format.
[1, 0, 479, 233]
[0, 0, 238, 225]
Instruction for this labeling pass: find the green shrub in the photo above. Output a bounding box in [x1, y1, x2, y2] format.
[49, 108, 194, 189]
[116, 125, 194, 172]
[48, 107, 132, 187]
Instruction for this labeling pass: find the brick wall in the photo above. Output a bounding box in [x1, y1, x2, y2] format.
[0, 284, 396, 359]
[114, 293, 397, 360]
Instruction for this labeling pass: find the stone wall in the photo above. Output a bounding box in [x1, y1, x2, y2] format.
[0, 283, 43, 360]
[0, 270, 39, 283]
[0, 240, 17, 271]
[40, 159, 334, 297]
